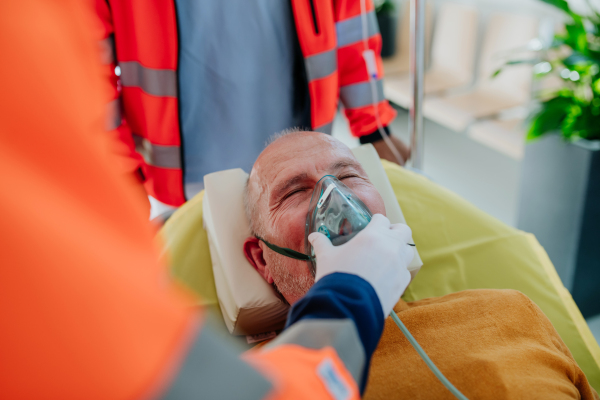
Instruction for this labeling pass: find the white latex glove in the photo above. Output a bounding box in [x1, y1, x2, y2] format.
[308, 214, 414, 318]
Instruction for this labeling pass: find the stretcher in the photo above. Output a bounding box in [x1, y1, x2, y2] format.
[159, 145, 600, 391]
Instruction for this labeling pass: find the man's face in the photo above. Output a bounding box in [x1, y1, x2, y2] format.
[245, 132, 386, 304]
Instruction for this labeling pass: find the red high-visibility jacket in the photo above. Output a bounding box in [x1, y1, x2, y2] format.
[94, 0, 397, 206]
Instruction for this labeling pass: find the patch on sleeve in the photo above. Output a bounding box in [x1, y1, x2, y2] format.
[317, 358, 352, 400]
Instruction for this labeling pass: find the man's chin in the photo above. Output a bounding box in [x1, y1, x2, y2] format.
[270, 264, 315, 305]
[274, 275, 314, 305]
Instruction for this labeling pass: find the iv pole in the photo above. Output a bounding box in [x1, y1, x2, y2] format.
[409, 0, 425, 170]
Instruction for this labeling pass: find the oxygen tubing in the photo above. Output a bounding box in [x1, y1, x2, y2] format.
[390, 311, 470, 400]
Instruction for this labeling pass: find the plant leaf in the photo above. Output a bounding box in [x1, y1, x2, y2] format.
[564, 22, 588, 54]
[527, 96, 573, 141]
[492, 59, 539, 78]
[539, 0, 572, 13]
[563, 52, 596, 68]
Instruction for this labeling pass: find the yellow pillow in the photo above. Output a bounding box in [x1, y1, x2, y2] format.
[160, 192, 219, 310]
[383, 160, 600, 391]
[159, 161, 600, 391]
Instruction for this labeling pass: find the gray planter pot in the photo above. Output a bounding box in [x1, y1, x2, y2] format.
[377, 12, 397, 58]
[517, 134, 600, 318]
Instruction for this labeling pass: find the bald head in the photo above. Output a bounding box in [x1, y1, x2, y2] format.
[245, 131, 350, 236]
[242, 130, 386, 304]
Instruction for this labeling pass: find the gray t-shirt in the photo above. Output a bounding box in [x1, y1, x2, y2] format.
[175, 0, 311, 198]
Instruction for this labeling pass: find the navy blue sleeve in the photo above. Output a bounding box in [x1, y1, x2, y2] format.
[285, 272, 385, 392]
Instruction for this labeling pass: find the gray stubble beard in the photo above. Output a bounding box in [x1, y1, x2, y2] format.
[269, 256, 315, 302]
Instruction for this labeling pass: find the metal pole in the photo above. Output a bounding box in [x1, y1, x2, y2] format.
[409, 0, 425, 170]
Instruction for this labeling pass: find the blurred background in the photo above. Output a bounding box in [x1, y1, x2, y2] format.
[332, 0, 600, 341]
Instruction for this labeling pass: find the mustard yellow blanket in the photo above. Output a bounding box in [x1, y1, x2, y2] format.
[365, 289, 599, 400]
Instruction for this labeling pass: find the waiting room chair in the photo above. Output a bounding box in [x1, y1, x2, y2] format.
[385, 2, 478, 109]
[382, 0, 433, 76]
[423, 12, 538, 132]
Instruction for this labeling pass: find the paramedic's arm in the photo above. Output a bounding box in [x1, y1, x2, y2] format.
[335, 0, 410, 164]
[0, 2, 371, 399]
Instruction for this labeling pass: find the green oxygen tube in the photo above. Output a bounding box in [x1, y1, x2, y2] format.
[389, 311, 470, 400]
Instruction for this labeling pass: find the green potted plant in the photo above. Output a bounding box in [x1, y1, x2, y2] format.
[496, 0, 600, 142]
[375, 0, 398, 58]
[503, 0, 600, 319]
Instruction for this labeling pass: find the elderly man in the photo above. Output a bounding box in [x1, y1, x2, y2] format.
[242, 130, 598, 400]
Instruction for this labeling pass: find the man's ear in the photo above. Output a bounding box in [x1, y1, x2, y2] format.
[243, 237, 274, 284]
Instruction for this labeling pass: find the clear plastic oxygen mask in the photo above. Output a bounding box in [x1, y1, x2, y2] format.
[258, 175, 372, 276]
[304, 175, 372, 275]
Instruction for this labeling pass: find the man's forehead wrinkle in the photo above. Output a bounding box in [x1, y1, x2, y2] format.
[262, 142, 324, 186]
[271, 172, 311, 199]
[265, 145, 361, 197]
[270, 139, 325, 164]
[252, 131, 358, 206]
[329, 157, 362, 171]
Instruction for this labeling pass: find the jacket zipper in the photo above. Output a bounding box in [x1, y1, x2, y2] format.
[308, 0, 320, 34]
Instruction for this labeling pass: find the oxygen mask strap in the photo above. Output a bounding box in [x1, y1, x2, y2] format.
[257, 236, 312, 262]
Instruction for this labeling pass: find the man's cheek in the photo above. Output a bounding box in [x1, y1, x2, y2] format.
[368, 197, 386, 216]
[277, 210, 307, 248]
[354, 189, 386, 216]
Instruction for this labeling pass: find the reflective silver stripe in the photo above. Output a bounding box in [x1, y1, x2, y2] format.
[340, 79, 384, 109]
[133, 134, 181, 169]
[336, 11, 379, 48]
[160, 323, 272, 399]
[315, 121, 333, 135]
[105, 98, 121, 131]
[305, 49, 337, 81]
[120, 61, 178, 97]
[99, 35, 114, 65]
[265, 319, 365, 385]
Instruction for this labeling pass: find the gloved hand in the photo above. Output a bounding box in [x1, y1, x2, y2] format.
[308, 214, 414, 318]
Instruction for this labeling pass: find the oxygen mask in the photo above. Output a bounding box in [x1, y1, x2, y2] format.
[304, 175, 372, 275]
[258, 175, 372, 276]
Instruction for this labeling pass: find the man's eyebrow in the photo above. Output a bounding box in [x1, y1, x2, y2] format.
[329, 158, 362, 171]
[270, 158, 362, 202]
[272, 172, 311, 200]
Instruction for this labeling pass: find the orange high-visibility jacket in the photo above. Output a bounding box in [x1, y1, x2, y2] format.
[0, 1, 383, 399]
[94, 0, 397, 206]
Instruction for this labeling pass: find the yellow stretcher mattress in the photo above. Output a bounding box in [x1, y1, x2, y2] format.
[160, 160, 600, 391]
